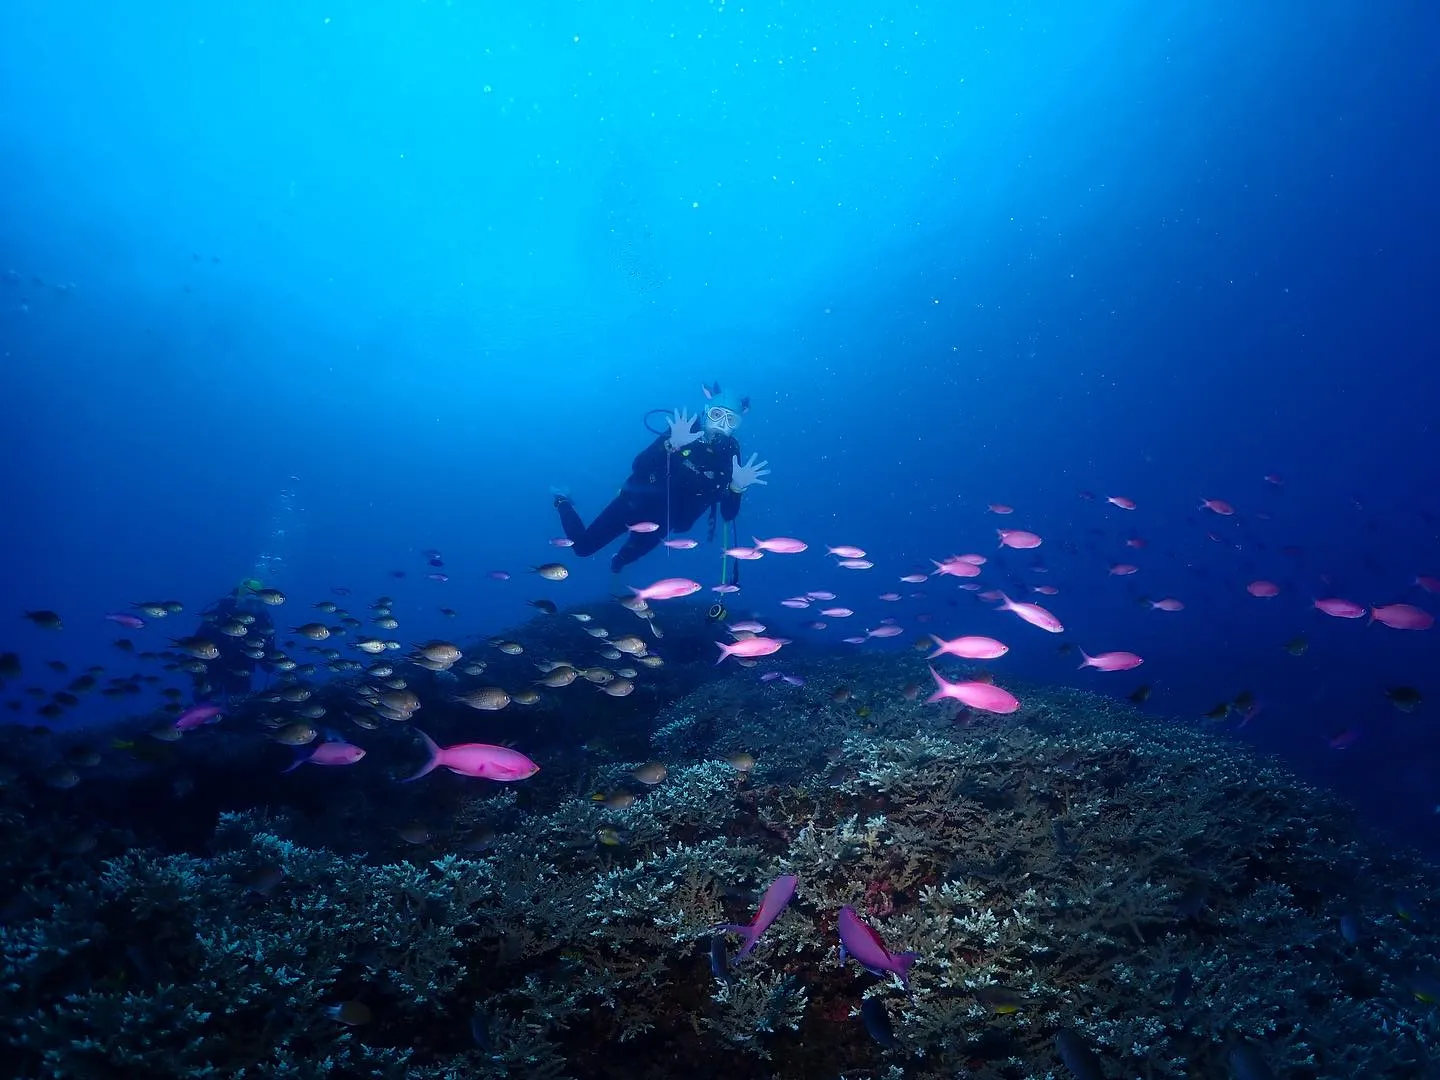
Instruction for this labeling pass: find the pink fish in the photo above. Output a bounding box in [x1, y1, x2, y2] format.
[175, 703, 224, 731]
[404, 730, 539, 782]
[836, 559, 874, 569]
[105, 612, 146, 629]
[899, 574, 927, 583]
[631, 578, 703, 602]
[842, 635, 866, 644]
[1106, 495, 1137, 510]
[782, 674, 805, 686]
[1199, 498, 1235, 516]
[715, 636, 786, 663]
[987, 503, 1014, 514]
[549, 537, 575, 547]
[714, 874, 797, 957]
[627, 521, 661, 533]
[663, 538, 699, 549]
[820, 607, 853, 618]
[1371, 603, 1434, 630]
[827, 545, 867, 559]
[283, 740, 366, 773]
[724, 547, 765, 560]
[1149, 598, 1184, 612]
[1247, 580, 1280, 598]
[1125, 536, 1147, 549]
[427, 573, 449, 582]
[1264, 473, 1285, 486]
[932, 557, 982, 579]
[802, 620, 828, 630]
[1314, 598, 1366, 619]
[807, 591, 837, 600]
[866, 625, 905, 639]
[877, 592, 901, 601]
[926, 667, 1020, 713]
[780, 598, 811, 608]
[711, 584, 740, 593]
[1079, 650, 1144, 672]
[995, 592, 1063, 633]
[1109, 564, 1139, 576]
[1415, 575, 1440, 594]
[837, 906, 919, 987]
[754, 536, 807, 554]
[1032, 584, 1059, 595]
[958, 554, 987, 566]
[489, 570, 511, 580]
[927, 634, 1008, 660]
[997, 529, 1043, 549]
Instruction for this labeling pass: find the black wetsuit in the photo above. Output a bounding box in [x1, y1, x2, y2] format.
[558, 432, 743, 572]
[192, 595, 274, 699]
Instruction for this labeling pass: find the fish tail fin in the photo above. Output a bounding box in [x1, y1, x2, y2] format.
[403, 730, 442, 782]
[894, 951, 920, 987]
[714, 641, 732, 665]
[281, 750, 307, 774]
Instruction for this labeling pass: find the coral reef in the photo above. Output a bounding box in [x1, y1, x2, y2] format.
[2, 617, 1438, 1078]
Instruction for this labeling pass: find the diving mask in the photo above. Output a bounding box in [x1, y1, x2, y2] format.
[705, 405, 740, 435]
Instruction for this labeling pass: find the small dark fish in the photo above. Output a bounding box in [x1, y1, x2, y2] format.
[860, 997, 898, 1049]
[1056, 1027, 1105, 1080]
[974, 985, 1026, 1014]
[0, 652, 20, 679]
[24, 610, 63, 630]
[1126, 684, 1152, 705]
[1170, 967, 1194, 1006]
[1228, 1041, 1275, 1080]
[324, 1000, 373, 1026]
[1385, 686, 1422, 712]
[1203, 702, 1232, 721]
[709, 934, 733, 985]
[1283, 635, 1308, 656]
[1233, 689, 1256, 711]
[1052, 820, 1076, 856]
[1174, 880, 1209, 918]
[529, 599, 558, 615]
[470, 1008, 493, 1050]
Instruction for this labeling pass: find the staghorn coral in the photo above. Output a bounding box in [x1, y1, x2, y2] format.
[4, 663, 1440, 1079]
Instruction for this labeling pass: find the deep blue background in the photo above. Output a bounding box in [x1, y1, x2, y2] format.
[2, 2, 1437, 850]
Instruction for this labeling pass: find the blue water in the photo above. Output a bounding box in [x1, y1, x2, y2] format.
[3, 0, 1438, 854]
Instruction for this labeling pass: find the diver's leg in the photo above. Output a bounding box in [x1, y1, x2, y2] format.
[559, 493, 634, 557]
[610, 528, 666, 574]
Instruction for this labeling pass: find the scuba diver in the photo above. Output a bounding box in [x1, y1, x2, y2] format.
[191, 579, 276, 699]
[554, 383, 771, 582]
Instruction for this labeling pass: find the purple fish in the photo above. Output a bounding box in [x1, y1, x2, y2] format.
[105, 612, 146, 630]
[175, 702, 224, 731]
[838, 905, 918, 987]
[283, 740, 366, 773]
[714, 874, 798, 957]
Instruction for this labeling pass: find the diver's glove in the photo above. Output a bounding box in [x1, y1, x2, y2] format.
[667, 408, 703, 450]
[730, 453, 771, 492]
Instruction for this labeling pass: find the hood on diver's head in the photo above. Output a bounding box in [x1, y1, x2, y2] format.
[702, 381, 749, 436]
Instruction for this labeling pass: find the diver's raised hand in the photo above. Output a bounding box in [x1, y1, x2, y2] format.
[730, 453, 771, 491]
[667, 408, 703, 450]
